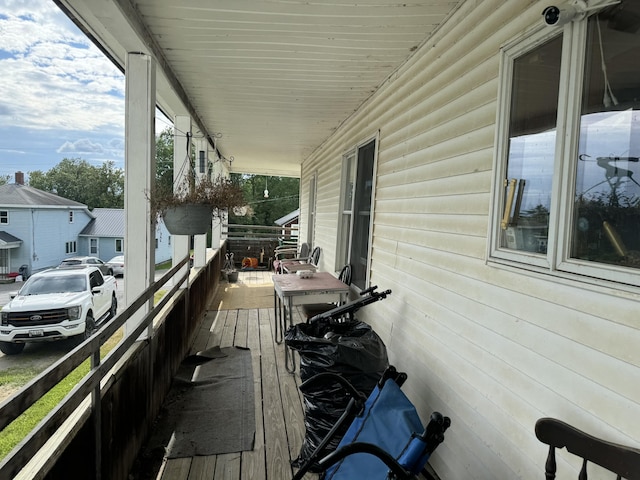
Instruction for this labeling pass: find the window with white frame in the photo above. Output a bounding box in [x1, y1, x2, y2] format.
[0, 211, 7, 224]
[307, 173, 317, 246]
[69, 211, 74, 223]
[89, 238, 98, 255]
[336, 137, 377, 290]
[491, 5, 640, 287]
[115, 238, 123, 253]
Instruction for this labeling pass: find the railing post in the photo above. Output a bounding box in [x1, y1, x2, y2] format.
[91, 343, 101, 480]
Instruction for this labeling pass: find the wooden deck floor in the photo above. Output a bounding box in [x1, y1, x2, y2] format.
[137, 270, 436, 480]
[145, 270, 318, 480]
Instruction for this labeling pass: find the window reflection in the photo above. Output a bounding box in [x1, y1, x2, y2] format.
[501, 36, 562, 253]
[572, 12, 640, 269]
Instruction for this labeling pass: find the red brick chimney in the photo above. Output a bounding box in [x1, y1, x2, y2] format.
[15, 171, 24, 185]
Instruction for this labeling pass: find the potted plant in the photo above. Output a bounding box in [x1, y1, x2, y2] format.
[149, 174, 245, 236]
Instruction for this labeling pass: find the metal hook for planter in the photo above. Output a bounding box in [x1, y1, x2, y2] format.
[223, 252, 235, 271]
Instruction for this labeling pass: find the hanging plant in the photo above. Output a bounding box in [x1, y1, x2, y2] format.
[148, 174, 246, 235]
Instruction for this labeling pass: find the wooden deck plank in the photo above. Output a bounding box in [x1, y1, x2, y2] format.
[189, 310, 216, 355]
[269, 306, 307, 463]
[259, 311, 295, 480]
[205, 309, 226, 350]
[187, 456, 216, 480]
[241, 308, 267, 480]
[161, 457, 191, 479]
[221, 309, 237, 348]
[234, 309, 249, 348]
[213, 452, 241, 479]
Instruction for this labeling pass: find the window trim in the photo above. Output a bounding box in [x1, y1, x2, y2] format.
[0, 210, 8, 225]
[307, 172, 317, 246]
[115, 238, 124, 253]
[336, 150, 356, 271]
[89, 238, 99, 255]
[336, 132, 379, 290]
[489, 16, 640, 289]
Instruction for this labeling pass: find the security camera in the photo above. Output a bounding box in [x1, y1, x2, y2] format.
[543, 0, 622, 26]
[542, 4, 579, 26]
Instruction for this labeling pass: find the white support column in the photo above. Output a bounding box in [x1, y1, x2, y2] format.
[173, 115, 191, 278]
[210, 150, 229, 247]
[193, 138, 208, 268]
[124, 52, 156, 336]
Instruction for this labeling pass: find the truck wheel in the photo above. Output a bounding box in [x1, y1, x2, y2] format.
[83, 313, 96, 341]
[0, 342, 25, 355]
[109, 295, 117, 319]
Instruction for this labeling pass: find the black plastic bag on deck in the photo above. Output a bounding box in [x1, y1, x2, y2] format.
[285, 320, 388, 470]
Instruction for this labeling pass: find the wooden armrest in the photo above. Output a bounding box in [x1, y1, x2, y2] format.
[535, 418, 640, 479]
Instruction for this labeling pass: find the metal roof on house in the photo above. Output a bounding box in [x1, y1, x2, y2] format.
[79, 208, 124, 238]
[274, 209, 300, 226]
[0, 183, 88, 209]
[0, 231, 22, 247]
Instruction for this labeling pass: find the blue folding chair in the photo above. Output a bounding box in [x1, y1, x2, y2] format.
[293, 367, 450, 480]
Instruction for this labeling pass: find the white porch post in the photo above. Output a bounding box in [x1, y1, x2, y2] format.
[173, 115, 191, 277]
[124, 52, 156, 336]
[210, 149, 224, 248]
[193, 138, 208, 268]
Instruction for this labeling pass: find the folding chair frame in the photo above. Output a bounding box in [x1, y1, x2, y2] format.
[293, 367, 450, 480]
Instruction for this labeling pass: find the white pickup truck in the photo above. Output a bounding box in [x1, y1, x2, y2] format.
[0, 266, 117, 355]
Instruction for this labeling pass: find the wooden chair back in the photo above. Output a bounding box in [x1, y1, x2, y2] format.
[535, 418, 640, 479]
[309, 246, 321, 266]
[338, 264, 352, 286]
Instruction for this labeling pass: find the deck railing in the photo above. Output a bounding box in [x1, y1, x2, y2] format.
[225, 223, 300, 267]
[0, 250, 223, 480]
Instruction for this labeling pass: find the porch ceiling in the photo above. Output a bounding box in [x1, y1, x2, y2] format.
[55, 0, 462, 177]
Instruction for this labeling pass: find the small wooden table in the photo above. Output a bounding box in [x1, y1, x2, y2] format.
[272, 272, 350, 372]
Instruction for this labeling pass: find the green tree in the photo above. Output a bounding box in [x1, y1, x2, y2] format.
[156, 127, 175, 193]
[0, 175, 9, 186]
[28, 158, 124, 209]
[230, 174, 299, 226]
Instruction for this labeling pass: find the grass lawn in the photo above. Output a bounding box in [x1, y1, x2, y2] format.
[0, 329, 124, 461]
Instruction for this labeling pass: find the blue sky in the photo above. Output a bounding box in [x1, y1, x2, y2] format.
[0, 0, 172, 182]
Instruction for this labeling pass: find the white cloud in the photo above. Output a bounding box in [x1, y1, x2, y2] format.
[57, 138, 105, 154]
[0, 1, 125, 133]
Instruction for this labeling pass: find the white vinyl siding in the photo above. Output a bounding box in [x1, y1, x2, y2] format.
[300, 1, 639, 479]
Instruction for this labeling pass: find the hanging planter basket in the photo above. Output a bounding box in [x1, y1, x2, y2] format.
[162, 204, 213, 235]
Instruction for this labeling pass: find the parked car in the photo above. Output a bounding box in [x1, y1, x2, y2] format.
[59, 256, 113, 276]
[106, 255, 125, 276]
[0, 266, 118, 355]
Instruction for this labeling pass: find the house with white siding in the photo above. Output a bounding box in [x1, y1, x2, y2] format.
[44, 1, 640, 478]
[294, 4, 640, 478]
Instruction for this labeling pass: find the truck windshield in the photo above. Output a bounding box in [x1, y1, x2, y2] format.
[20, 275, 86, 295]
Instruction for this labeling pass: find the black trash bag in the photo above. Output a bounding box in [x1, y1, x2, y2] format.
[285, 320, 388, 471]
